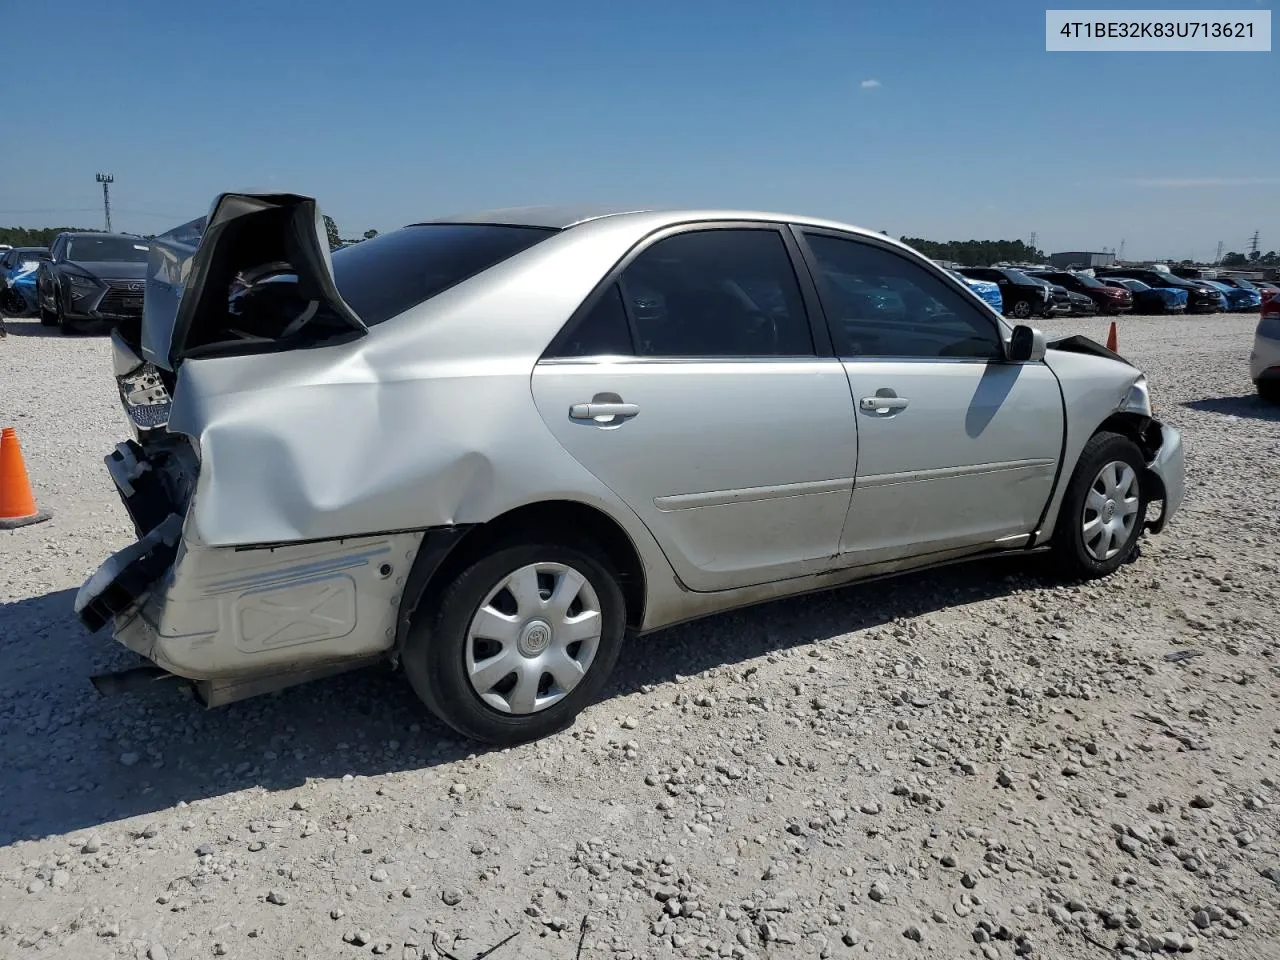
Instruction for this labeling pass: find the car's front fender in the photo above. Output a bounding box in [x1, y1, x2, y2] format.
[1033, 349, 1155, 545]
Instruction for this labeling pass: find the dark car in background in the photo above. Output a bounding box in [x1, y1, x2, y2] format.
[1100, 278, 1188, 314]
[1064, 289, 1098, 315]
[1041, 280, 1072, 315]
[1030, 270, 1133, 315]
[1095, 268, 1222, 313]
[956, 267, 1052, 319]
[36, 232, 150, 334]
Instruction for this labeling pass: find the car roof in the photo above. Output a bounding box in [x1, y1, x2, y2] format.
[419, 204, 905, 245]
[423, 205, 654, 229]
[59, 231, 144, 240]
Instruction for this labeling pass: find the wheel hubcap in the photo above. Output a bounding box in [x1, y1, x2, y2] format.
[1082, 460, 1140, 562]
[464, 561, 602, 715]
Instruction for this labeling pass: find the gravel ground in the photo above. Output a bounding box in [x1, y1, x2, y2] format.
[1, 313, 1278, 960]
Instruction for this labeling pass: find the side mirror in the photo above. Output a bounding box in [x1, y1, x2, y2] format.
[1008, 324, 1046, 363]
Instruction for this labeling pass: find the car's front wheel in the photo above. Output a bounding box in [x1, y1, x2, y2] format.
[402, 542, 627, 745]
[1051, 431, 1148, 579]
[1010, 299, 1033, 319]
[38, 288, 58, 326]
[1258, 380, 1280, 404]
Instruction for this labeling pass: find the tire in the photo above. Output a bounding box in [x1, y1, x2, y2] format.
[402, 541, 627, 745]
[1010, 299, 1033, 319]
[1259, 380, 1280, 405]
[39, 289, 57, 325]
[1051, 431, 1148, 579]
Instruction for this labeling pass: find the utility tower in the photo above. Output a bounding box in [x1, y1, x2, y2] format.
[1248, 231, 1260, 256]
[1029, 231, 1037, 252]
[95, 173, 114, 232]
[1214, 241, 1224, 264]
[1118, 239, 1126, 261]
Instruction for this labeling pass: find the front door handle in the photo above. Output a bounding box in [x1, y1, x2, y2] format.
[860, 396, 909, 412]
[569, 401, 640, 421]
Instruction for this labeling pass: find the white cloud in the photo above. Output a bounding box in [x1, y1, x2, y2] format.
[1127, 176, 1280, 188]
[860, 79, 881, 89]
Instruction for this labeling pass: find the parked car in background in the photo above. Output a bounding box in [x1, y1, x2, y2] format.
[1100, 278, 1188, 314]
[1065, 289, 1098, 315]
[956, 267, 1053, 319]
[1251, 289, 1280, 402]
[1030, 270, 1133, 314]
[0, 246, 49, 316]
[1202, 279, 1262, 312]
[948, 269, 1003, 314]
[36, 232, 151, 334]
[1095, 268, 1223, 313]
[75, 192, 1185, 745]
[1253, 281, 1280, 297]
[1042, 281, 1073, 315]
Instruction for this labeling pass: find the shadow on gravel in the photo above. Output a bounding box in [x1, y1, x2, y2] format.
[1, 319, 60, 337]
[0, 555, 1041, 846]
[1182, 394, 1280, 422]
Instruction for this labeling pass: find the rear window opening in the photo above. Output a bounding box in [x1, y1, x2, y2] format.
[181, 221, 557, 359]
[177, 220, 558, 363]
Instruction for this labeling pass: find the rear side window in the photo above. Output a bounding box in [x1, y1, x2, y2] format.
[330, 223, 555, 326]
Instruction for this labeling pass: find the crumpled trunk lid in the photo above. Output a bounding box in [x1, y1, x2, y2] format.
[143, 193, 366, 372]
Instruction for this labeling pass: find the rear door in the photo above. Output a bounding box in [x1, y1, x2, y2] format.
[531, 224, 859, 592]
[796, 229, 1064, 566]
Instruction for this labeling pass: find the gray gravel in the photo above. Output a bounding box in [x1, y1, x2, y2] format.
[2, 313, 1278, 959]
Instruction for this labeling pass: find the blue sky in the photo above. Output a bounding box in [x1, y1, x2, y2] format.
[3, 0, 1276, 260]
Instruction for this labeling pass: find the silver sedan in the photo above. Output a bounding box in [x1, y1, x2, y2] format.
[77, 194, 1186, 745]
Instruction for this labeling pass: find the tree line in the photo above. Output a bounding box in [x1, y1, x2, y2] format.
[899, 237, 1047, 266]
[1221, 250, 1279, 267]
[0, 226, 89, 247]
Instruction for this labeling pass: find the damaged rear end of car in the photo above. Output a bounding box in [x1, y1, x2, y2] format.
[77, 194, 420, 706]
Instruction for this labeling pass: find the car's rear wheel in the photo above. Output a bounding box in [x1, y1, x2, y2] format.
[1010, 299, 1033, 319]
[1051, 431, 1148, 579]
[402, 542, 627, 745]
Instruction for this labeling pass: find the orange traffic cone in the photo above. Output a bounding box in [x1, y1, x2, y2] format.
[1105, 321, 1118, 353]
[0, 427, 51, 529]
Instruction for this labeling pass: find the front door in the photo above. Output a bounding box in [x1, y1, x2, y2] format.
[531, 225, 859, 592]
[797, 230, 1064, 565]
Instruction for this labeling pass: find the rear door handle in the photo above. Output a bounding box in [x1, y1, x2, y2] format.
[860, 396, 909, 412]
[569, 402, 640, 420]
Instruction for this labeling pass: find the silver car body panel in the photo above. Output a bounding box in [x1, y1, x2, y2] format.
[1250, 313, 1280, 383]
[79, 199, 1186, 692]
[530, 358, 857, 592]
[837, 359, 1063, 564]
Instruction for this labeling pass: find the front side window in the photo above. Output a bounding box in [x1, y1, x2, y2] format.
[617, 228, 815, 358]
[804, 233, 1003, 360]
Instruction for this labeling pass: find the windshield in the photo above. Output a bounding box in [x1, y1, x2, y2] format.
[1002, 270, 1037, 284]
[66, 235, 150, 263]
[1228, 277, 1257, 291]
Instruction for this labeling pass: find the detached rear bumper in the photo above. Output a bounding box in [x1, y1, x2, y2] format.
[1143, 422, 1185, 534]
[75, 437, 425, 693]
